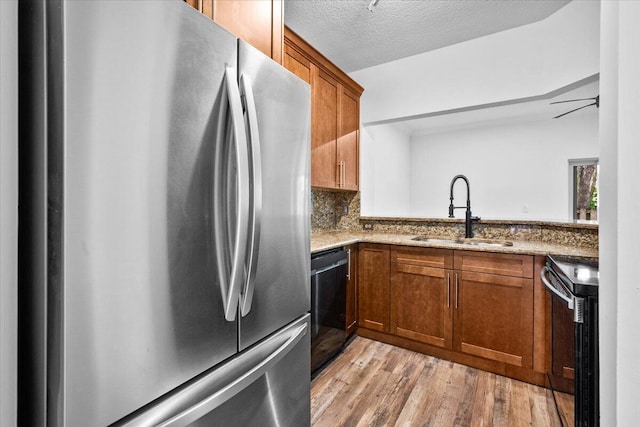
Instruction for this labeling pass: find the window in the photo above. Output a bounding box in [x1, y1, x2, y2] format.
[569, 158, 599, 221]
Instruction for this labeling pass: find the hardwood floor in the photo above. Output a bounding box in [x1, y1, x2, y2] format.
[311, 337, 572, 427]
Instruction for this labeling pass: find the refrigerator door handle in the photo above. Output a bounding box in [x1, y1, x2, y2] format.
[218, 67, 251, 322]
[116, 321, 309, 427]
[238, 74, 262, 317]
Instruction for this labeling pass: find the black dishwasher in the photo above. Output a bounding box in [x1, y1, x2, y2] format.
[310, 249, 349, 375]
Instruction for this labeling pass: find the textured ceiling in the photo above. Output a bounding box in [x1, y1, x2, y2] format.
[285, 0, 571, 72]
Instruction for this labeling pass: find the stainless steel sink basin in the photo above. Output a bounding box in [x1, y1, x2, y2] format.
[462, 240, 514, 247]
[412, 236, 514, 247]
[411, 237, 463, 244]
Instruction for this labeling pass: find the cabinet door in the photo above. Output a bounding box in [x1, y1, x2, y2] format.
[345, 244, 358, 336]
[453, 271, 533, 368]
[213, 0, 282, 62]
[358, 244, 390, 333]
[338, 87, 359, 190]
[185, 0, 283, 63]
[311, 66, 339, 189]
[283, 43, 311, 84]
[390, 264, 453, 349]
[184, 0, 212, 18]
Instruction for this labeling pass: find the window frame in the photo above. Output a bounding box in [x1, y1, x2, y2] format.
[568, 157, 599, 220]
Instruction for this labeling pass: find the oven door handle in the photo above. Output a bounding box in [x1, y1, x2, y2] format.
[541, 266, 574, 309]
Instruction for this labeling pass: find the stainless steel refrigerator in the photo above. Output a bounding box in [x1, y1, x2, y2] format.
[17, 1, 311, 425]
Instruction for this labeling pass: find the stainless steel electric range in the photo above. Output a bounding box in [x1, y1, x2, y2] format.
[542, 255, 599, 427]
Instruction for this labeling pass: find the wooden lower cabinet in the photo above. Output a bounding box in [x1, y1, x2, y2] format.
[453, 271, 534, 369]
[357, 244, 390, 333]
[345, 244, 358, 336]
[357, 244, 543, 385]
[390, 263, 453, 349]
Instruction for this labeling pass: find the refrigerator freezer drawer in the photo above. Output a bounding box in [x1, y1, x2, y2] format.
[115, 314, 311, 426]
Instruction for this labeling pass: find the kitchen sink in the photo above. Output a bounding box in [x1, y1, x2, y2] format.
[411, 237, 463, 244]
[412, 236, 514, 247]
[462, 239, 514, 247]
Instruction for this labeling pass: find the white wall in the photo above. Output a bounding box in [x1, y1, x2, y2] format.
[599, 1, 640, 425]
[0, 0, 18, 425]
[351, 0, 600, 124]
[360, 123, 411, 217]
[409, 112, 599, 220]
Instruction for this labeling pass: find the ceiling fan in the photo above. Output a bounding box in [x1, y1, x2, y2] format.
[551, 95, 599, 119]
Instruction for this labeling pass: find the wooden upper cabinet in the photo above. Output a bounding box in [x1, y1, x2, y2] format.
[311, 67, 339, 188]
[184, 0, 283, 63]
[283, 27, 364, 191]
[283, 44, 311, 84]
[338, 87, 359, 190]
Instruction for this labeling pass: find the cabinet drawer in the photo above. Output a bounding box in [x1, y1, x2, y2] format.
[453, 251, 533, 278]
[391, 246, 453, 269]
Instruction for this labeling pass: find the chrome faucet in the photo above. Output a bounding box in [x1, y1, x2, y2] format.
[448, 175, 480, 238]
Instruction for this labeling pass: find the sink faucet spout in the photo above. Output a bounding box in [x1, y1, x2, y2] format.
[448, 174, 480, 238]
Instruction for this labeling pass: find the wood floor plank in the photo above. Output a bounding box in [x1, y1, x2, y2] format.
[470, 371, 497, 427]
[417, 358, 462, 426]
[311, 337, 567, 427]
[529, 384, 562, 427]
[429, 362, 469, 426]
[310, 377, 348, 423]
[394, 359, 440, 426]
[312, 355, 387, 426]
[510, 380, 533, 427]
[344, 368, 393, 426]
[358, 352, 426, 427]
[454, 366, 480, 425]
[554, 391, 575, 427]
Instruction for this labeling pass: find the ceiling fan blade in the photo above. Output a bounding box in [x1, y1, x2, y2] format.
[553, 102, 596, 119]
[550, 97, 598, 105]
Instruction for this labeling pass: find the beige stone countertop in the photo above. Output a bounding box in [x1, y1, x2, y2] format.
[311, 230, 599, 259]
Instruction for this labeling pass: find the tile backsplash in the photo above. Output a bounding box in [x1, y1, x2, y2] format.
[310, 189, 598, 249]
[310, 189, 359, 230]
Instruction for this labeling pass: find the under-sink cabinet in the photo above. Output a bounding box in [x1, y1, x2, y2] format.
[390, 247, 454, 349]
[357, 244, 545, 386]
